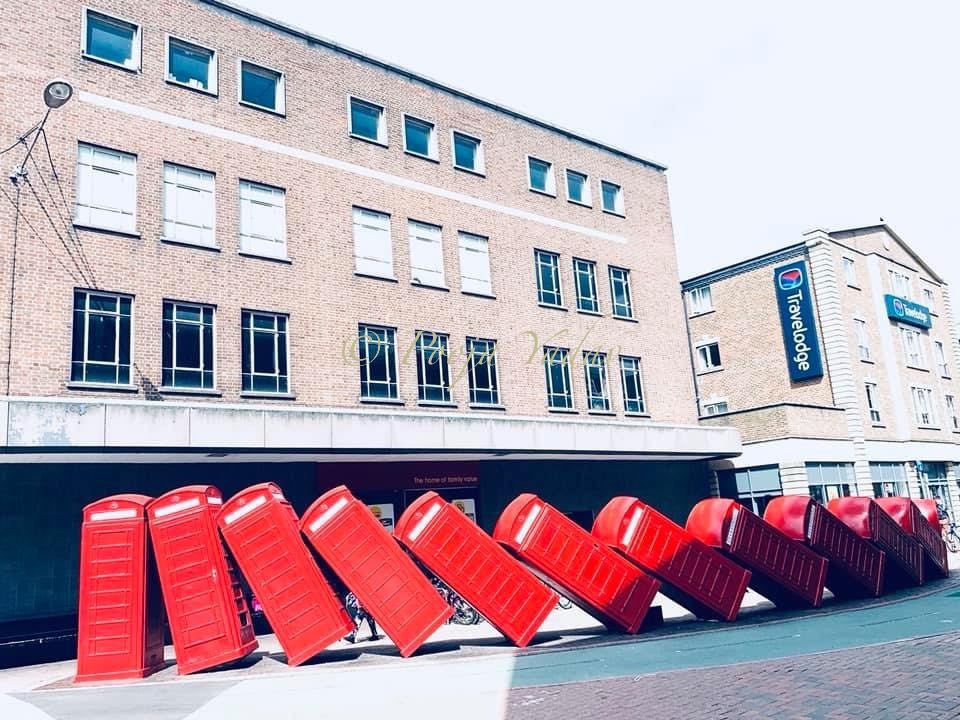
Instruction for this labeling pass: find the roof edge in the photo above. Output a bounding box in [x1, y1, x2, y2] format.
[824, 223, 944, 284]
[197, 0, 668, 172]
[681, 242, 807, 288]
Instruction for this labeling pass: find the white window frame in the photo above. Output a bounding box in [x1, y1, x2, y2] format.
[600, 180, 625, 216]
[842, 257, 858, 287]
[535, 249, 563, 307]
[565, 169, 592, 206]
[165, 34, 218, 95]
[239, 180, 286, 260]
[81, 7, 142, 71]
[687, 286, 713, 316]
[348, 96, 387, 146]
[543, 346, 574, 410]
[608, 266, 634, 319]
[352, 207, 393, 279]
[702, 398, 729, 416]
[74, 143, 137, 234]
[618, 355, 646, 415]
[237, 59, 285, 115]
[889, 269, 912, 300]
[161, 301, 216, 390]
[900, 326, 925, 369]
[358, 324, 399, 400]
[922, 286, 936, 313]
[241, 309, 289, 394]
[934, 340, 950, 377]
[865, 381, 882, 425]
[451, 130, 485, 175]
[527, 156, 556, 196]
[853, 318, 871, 362]
[696, 341, 722, 373]
[583, 351, 611, 412]
[573, 258, 599, 313]
[466, 337, 500, 406]
[402, 114, 438, 161]
[162, 163, 216, 248]
[911, 385, 936, 427]
[71, 290, 134, 386]
[946, 394, 959, 432]
[457, 231, 492, 297]
[408, 219, 446, 288]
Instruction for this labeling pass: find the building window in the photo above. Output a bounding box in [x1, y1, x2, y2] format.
[583, 352, 610, 412]
[573, 258, 599, 313]
[543, 347, 573, 410]
[565, 170, 590, 205]
[82, 9, 140, 70]
[535, 250, 563, 307]
[717, 465, 782, 516]
[527, 157, 556, 195]
[352, 207, 393, 278]
[349, 97, 386, 144]
[457, 232, 492, 296]
[806, 463, 853, 505]
[466, 337, 499, 406]
[871, 461, 908, 498]
[71, 290, 132, 385]
[608, 266, 634, 319]
[239, 60, 284, 113]
[865, 381, 882, 424]
[889, 270, 912, 300]
[166, 36, 217, 94]
[403, 115, 437, 160]
[239, 181, 286, 259]
[600, 180, 624, 215]
[900, 326, 925, 368]
[919, 462, 952, 517]
[945, 394, 958, 431]
[162, 301, 214, 389]
[842, 257, 857, 286]
[452, 131, 483, 174]
[911, 386, 936, 427]
[619, 356, 646, 414]
[162, 163, 215, 247]
[934, 340, 950, 377]
[408, 220, 445, 288]
[703, 400, 729, 416]
[687, 286, 713, 316]
[922, 287, 936, 312]
[697, 342, 722, 372]
[75, 144, 137, 234]
[358, 325, 398, 400]
[240, 310, 288, 394]
[853, 318, 871, 362]
[415, 331, 451, 403]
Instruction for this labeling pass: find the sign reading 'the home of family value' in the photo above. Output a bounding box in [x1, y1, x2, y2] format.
[773, 261, 824, 382]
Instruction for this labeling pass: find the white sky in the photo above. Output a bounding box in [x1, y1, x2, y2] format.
[238, 0, 960, 297]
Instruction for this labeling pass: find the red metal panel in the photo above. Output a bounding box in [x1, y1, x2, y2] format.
[686, 499, 827, 609]
[299, 486, 451, 657]
[828, 497, 924, 587]
[493, 494, 660, 633]
[75, 495, 165, 682]
[593, 497, 750, 622]
[395, 492, 557, 647]
[218, 483, 353, 666]
[764, 496, 885, 599]
[876, 498, 948, 579]
[914, 499, 941, 530]
[148, 486, 257, 675]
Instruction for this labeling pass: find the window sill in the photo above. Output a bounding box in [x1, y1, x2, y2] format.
[529, 187, 557, 199]
[355, 272, 399, 283]
[454, 164, 486, 178]
[81, 54, 141, 74]
[411, 282, 450, 292]
[417, 401, 457, 408]
[917, 425, 941, 431]
[239, 100, 286, 117]
[239, 251, 292, 264]
[871, 424, 887, 428]
[359, 397, 405, 406]
[159, 387, 222, 397]
[350, 133, 388, 148]
[161, 238, 220, 252]
[860, 358, 874, 364]
[602, 209, 627, 218]
[905, 365, 929, 372]
[67, 382, 138, 393]
[846, 284, 861, 291]
[940, 375, 952, 381]
[73, 223, 141, 239]
[239, 391, 297, 400]
[166, 78, 218, 97]
[688, 309, 715, 319]
[567, 199, 592, 209]
[461, 290, 496, 300]
[612, 314, 638, 323]
[624, 412, 651, 419]
[469, 403, 506, 411]
[697, 367, 724, 376]
[547, 407, 579, 415]
[588, 410, 616, 417]
[576, 308, 603, 317]
[404, 150, 439, 164]
[538, 302, 567, 311]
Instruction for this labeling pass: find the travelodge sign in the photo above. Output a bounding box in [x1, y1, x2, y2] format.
[774, 261, 824, 382]
[884, 295, 932, 330]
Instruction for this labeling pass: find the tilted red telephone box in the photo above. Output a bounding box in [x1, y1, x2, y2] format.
[875, 497, 948, 579]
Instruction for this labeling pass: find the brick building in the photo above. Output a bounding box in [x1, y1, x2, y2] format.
[682, 224, 960, 518]
[0, 0, 738, 629]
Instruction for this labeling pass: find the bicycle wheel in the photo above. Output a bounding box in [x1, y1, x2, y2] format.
[557, 596, 573, 610]
[451, 597, 481, 626]
[947, 533, 959, 554]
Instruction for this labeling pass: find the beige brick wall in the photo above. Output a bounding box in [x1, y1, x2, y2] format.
[700, 404, 847, 443]
[0, 0, 698, 424]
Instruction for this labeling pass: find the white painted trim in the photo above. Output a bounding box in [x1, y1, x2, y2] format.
[401, 113, 438, 161]
[450, 129, 485, 175]
[347, 95, 387, 146]
[564, 168, 592, 207]
[165, 35, 219, 96]
[81, 6, 142, 72]
[237, 58, 286, 115]
[80, 92, 626, 244]
[526, 155, 556, 196]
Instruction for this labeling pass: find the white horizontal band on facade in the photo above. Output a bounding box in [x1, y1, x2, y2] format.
[79, 91, 628, 245]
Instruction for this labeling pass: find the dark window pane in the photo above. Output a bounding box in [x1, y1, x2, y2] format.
[405, 118, 432, 156]
[529, 158, 550, 192]
[454, 134, 477, 169]
[177, 369, 201, 388]
[202, 324, 213, 375]
[86, 13, 135, 66]
[87, 315, 116, 362]
[175, 323, 201, 368]
[169, 40, 212, 90]
[86, 363, 116, 384]
[252, 330, 276, 374]
[175, 304, 201, 323]
[351, 100, 381, 140]
[89, 294, 117, 313]
[162, 321, 173, 370]
[241, 64, 278, 109]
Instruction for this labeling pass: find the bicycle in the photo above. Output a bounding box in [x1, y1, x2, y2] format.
[945, 522, 960, 554]
[431, 577, 483, 625]
[556, 596, 574, 610]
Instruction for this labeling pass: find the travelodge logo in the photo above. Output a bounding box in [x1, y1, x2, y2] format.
[892, 298, 906, 317]
[777, 267, 804, 291]
[884, 294, 931, 329]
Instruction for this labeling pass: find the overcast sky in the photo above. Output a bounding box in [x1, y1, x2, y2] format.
[240, 0, 960, 298]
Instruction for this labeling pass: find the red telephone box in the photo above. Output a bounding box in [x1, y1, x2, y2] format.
[218, 483, 353, 666]
[914, 499, 941, 530]
[148, 486, 257, 675]
[493, 494, 660, 633]
[875, 497, 949, 579]
[764, 496, 885, 599]
[686, 498, 828, 609]
[593, 496, 750, 622]
[299, 486, 452, 657]
[75, 494, 165, 682]
[395, 492, 557, 647]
